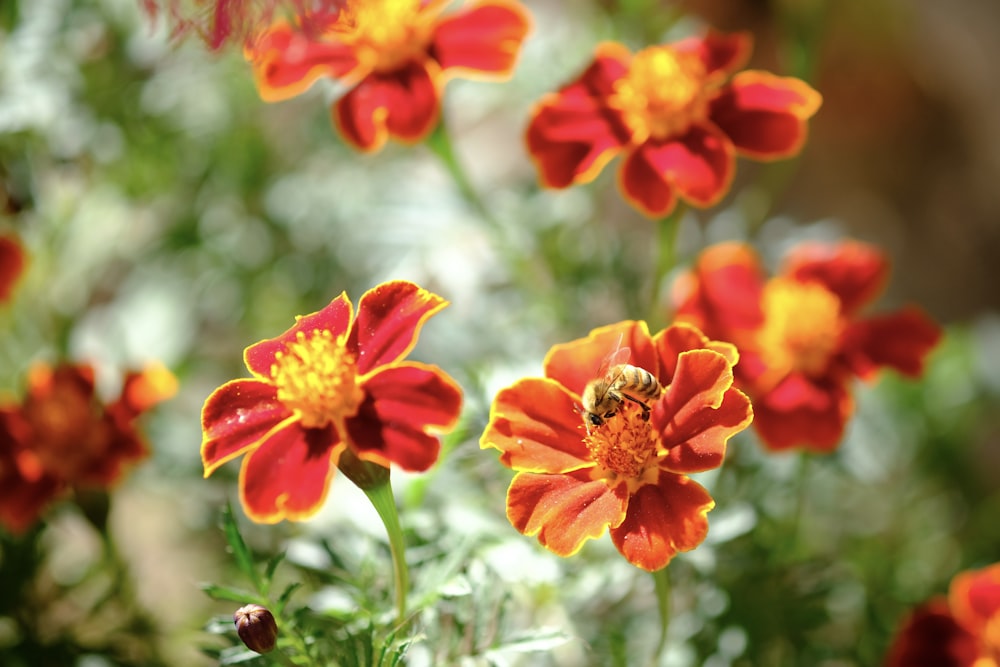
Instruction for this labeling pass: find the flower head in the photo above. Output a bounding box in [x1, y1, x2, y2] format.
[246, 0, 531, 152]
[480, 321, 752, 571]
[672, 241, 942, 452]
[525, 31, 821, 218]
[886, 563, 1000, 667]
[0, 233, 27, 303]
[0, 362, 176, 534]
[201, 281, 463, 523]
[234, 604, 278, 654]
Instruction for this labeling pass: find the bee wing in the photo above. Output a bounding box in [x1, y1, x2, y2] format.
[598, 333, 632, 382]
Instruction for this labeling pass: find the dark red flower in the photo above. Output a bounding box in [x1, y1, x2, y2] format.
[0, 233, 26, 303]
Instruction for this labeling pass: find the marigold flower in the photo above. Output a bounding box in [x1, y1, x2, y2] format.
[201, 281, 463, 523]
[0, 362, 176, 534]
[0, 233, 26, 303]
[525, 30, 821, 218]
[480, 321, 752, 571]
[672, 241, 942, 453]
[886, 563, 1000, 667]
[245, 0, 531, 152]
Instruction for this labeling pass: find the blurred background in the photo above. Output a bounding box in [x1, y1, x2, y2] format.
[1, 0, 999, 665]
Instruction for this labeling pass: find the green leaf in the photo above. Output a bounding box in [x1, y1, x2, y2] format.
[221, 502, 263, 593]
[200, 583, 262, 605]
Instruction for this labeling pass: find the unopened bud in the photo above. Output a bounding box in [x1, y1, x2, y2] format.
[233, 604, 277, 654]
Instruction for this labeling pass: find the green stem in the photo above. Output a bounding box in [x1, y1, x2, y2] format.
[363, 479, 410, 622]
[649, 566, 671, 666]
[650, 205, 686, 326]
[427, 121, 499, 232]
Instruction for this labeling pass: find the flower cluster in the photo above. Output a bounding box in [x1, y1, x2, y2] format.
[0, 362, 177, 533]
[525, 30, 822, 217]
[201, 281, 463, 523]
[672, 241, 941, 452]
[886, 563, 1000, 667]
[481, 321, 752, 571]
[245, 0, 531, 152]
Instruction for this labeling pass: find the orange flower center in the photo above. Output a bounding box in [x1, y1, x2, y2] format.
[333, 0, 435, 72]
[584, 403, 660, 492]
[270, 329, 364, 429]
[608, 46, 712, 144]
[756, 278, 844, 385]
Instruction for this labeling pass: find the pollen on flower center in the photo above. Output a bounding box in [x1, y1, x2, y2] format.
[334, 0, 433, 72]
[608, 46, 710, 143]
[757, 278, 844, 380]
[270, 329, 364, 429]
[584, 404, 659, 490]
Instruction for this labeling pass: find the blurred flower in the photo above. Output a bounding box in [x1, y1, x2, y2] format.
[234, 604, 278, 654]
[672, 241, 942, 452]
[0, 233, 26, 303]
[525, 30, 821, 218]
[201, 281, 463, 523]
[0, 362, 177, 534]
[886, 563, 1000, 667]
[480, 321, 752, 571]
[141, 0, 286, 50]
[246, 0, 531, 152]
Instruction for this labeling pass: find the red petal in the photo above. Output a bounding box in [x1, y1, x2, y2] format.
[841, 307, 941, 380]
[653, 322, 740, 386]
[239, 422, 341, 523]
[885, 600, 980, 667]
[709, 71, 822, 160]
[751, 373, 852, 452]
[653, 350, 751, 472]
[431, 1, 531, 78]
[672, 241, 766, 338]
[201, 379, 292, 475]
[618, 147, 677, 217]
[244, 293, 354, 379]
[782, 241, 888, 315]
[247, 22, 362, 102]
[610, 471, 714, 571]
[544, 321, 658, 398]
[0, 234, 27, 302]
[673, 29, 752, 78]
[525, 43, 631, 188]
[506, 468, 628, 556]
[334, 62, 440, 153]
[643, 125, 736, 207]
[345, 362, 463, 472]
[949, 563, 1000, 634]
[480, 378, 592, 473]
[349, 281, 448, 376]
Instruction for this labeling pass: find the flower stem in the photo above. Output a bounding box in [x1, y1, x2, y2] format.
[650, 205, 686, 326]
[427, 121, 499, 231]
[650, 566, 671, 665]
[362, 477, 410, 622]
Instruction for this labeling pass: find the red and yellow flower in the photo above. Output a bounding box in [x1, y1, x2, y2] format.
[0, 362, 176, 534]
[480, 321, 752, 571]
[246, 0, 531, 152]
[525, 30, 821, 218]
[886, 563, 1000, 667]
[0, 233, 26, 303]
[672, 241, 942, 453]
[201, 281, 463, 523]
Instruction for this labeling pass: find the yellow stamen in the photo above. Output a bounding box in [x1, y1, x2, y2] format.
[333, 0, 435, 72]
[756, 278, 844, 386]
[608, 46, 712, 144]
[271, 329, 364, 429]
[584, 404, 660, 493]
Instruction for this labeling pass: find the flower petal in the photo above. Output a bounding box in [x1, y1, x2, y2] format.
[431, 0, 531, 79]
[885, 600, 980, 667]
[709, 71, 822, 160]
[201, 379, 292, 475]
[480, 378, 592, 473]
[653, 349, 751, 472]
[118, 361, 178, 416]
[506, 468, 628, 556]
[334, 62, 440, 153]
[247, 21, 362, 102]
[672, 241, 766, 337]
[349, 281, 448, 375]
[345, 362, 462, 471]
[610, 471, 714, 571]
[0, 234, 26, 302]
[949, 563, 1000, 635]
[782, 241, 888, 315]
[752, 373, 852, 452]
[673, 30, 752, 79]
[653, 322, 740, 386]
[525, 42, 632, 188]
[841, 307, 941, 380]
[618, 147, 677, 217]
[544, 321, 658, 398]
[239, 422, 342, 523]
[244, 293, 354, 379]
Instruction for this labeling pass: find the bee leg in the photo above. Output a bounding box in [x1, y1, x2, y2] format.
[639, 403, 651, 421]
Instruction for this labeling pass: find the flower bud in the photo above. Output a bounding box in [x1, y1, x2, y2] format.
[233, 604, 277, 654]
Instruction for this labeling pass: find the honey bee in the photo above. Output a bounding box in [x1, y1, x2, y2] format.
[581, 335, 663, 431]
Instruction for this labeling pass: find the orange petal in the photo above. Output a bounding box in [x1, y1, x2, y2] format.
[671, 241, 766, 338]
[949, 563, 1000, 636]
[480, 378, 592, 473]
[544, 320, 657, 398]
[653, 322, 739, 386]
[120, 361, 178, 415]
[506, 469, 628, 557]
[610, 471, 714, 571]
